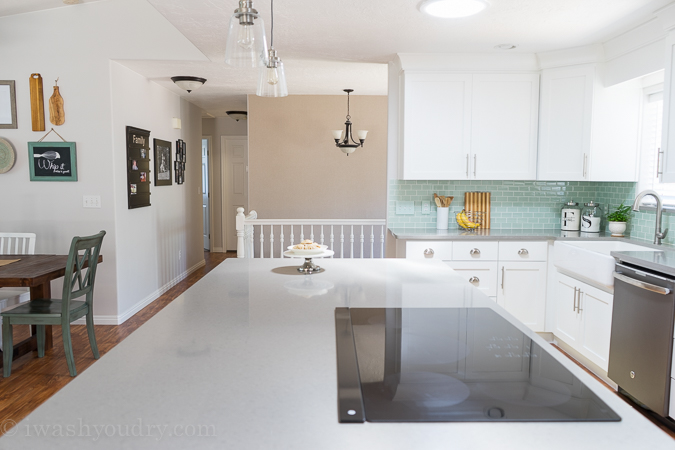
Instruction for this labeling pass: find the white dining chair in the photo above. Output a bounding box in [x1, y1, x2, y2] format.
[0, 233, 37, 346]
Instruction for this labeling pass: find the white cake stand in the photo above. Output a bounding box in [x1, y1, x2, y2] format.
[283, 249, 335, 274]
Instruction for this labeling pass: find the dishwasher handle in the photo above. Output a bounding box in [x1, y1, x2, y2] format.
[613, 272, 672, 295]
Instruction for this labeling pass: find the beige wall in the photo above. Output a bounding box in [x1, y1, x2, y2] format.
[203, 117, 247, 251]
[248, 95, 387, 219]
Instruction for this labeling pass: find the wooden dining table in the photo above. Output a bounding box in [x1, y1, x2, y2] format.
[0, 254, 103, 366]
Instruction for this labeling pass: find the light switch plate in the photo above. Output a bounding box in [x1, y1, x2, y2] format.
[421, 201, 431, 214]
[83, 195, 101, 208]
[396, 201, 415, 215]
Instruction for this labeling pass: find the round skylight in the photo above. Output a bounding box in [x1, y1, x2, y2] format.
[420, 0, 489, 18]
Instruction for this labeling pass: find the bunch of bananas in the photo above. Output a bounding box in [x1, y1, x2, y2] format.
[456, 210, 481, 229]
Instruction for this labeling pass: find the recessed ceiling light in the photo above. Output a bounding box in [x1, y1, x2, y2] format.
[494, 44, 516, 50]
[419, 0, 489, 18]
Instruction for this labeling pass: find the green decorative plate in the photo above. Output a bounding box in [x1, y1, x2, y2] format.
[0, 138, 15, 174]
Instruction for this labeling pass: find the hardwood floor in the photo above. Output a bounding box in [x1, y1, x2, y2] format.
[1, 254, 674, 440]
[0, 250, 233, 436]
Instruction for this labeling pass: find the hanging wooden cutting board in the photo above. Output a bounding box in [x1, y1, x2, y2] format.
[49, 80, 65, 126]
[29, 73, 45, 131]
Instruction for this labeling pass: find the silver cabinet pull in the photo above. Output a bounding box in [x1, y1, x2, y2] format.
[473, 154, 477, 177]
[613, 272, 671, 295]
[469, 276, 479, 284]
[657, 148, 664, 178]
[573, 287, 578, 312]
[466, 154, 469, 178]
[501, 266, 505, 290]
[469, 248, 481, 256]
[577, 291, 583, 313]
[423, 248, 434, 258]
[518, 248, 528, 256]
[583, 153, 588, 178]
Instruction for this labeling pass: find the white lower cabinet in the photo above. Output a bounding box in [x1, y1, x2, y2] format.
[554, 272, 613, 371]
[498, 262, 547, 332]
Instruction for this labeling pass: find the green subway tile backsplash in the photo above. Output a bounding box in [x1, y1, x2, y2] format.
[388, 180, 675, 244]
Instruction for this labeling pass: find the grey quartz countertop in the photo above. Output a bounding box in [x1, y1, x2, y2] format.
[3, 259, 673, 449]
[612, 249, 675, 277]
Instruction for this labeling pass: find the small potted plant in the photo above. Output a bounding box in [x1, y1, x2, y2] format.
[606, 203, 631, 237]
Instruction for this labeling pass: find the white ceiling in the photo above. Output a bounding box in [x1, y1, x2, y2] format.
[2, 0, 674, 116]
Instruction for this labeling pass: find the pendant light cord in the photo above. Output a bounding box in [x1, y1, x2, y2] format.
[346, 91, 351, 120]
[270, 0, 274, 47]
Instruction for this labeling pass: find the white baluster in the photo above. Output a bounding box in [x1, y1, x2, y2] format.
[320, 225, 324, 245]
[330, 226, 335, 258]
[380, 226, 385, 258]
[350, 225, 354, 259]
[236, 207, 246, 258]
[269, 226, 275, 258]
[300, 225, 304, 243]
[340, 225, 345, 258]
[290, 225, 294, 248]
[259, 225, 265, 258]
[310, 225, 314, 243]
[280, 225, 285, 258]
[360, 225, 364, 258]
[246, 225, 254, 259]
[370, 225, 375, 259]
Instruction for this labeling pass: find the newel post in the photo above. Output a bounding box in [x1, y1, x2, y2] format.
[236, 207, 245, 258]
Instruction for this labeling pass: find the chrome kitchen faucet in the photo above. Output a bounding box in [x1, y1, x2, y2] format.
[632, 190, 668, 245]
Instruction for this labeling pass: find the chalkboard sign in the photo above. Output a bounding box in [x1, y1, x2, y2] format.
[126, 126, 151, 209]
[28, 142, 77, 181]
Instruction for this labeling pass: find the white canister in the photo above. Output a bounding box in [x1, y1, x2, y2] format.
[561, 201, 581, 231]
[437, 207, 449, 230]
[581, 201, 603, 233]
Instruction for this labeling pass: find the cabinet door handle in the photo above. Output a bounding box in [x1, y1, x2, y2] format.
[583, 154, 588, 178]
[577, 290, 583, 313]
[423, 248, 434, 258]
[501, 266, 505, 290]
[518, 248, 529, 256]
[657, 148, 664, 178]
[573, 287, 578, 312]
[474, 154, 477, 178]
[469, 276, 479, 284]
[469, 248, 481, 256]
[466, 154, 469, 178]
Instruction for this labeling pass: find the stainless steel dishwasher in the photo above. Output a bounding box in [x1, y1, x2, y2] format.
[609, 262, 675, 418]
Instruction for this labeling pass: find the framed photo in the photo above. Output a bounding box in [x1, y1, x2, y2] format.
[153, 138, 172, 186]
[28, 142, 77, 181]
[175, 139, 186, 185]
[0, 80, 17, 129]
[126, 126, 151, 209]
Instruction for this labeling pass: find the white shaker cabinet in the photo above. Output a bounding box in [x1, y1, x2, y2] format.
[399, 72, 539, 180]
[538, 64, 641, 182]
[400, 72, 472, 180]
[660, 33, 675, 183]
[553, 272, 613, 371]
[471, 74, 539, 180]
[497, 261, 547, 332]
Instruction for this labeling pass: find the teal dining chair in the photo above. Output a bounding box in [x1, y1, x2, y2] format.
[2, 231, 106, 377]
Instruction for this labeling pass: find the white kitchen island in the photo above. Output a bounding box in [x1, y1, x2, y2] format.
[1, 259, 673, 449]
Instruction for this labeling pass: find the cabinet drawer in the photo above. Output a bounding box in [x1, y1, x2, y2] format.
[453, 241, 498, 261]
[406, 241, 452, 260]
[499, 241, 548, 261]
[445, 261, 499, 297]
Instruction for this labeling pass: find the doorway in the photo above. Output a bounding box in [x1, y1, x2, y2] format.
[202, 136, 211, 251]
[221, 136, 248, 251]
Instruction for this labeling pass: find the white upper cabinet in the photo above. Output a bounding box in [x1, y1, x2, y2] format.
[399, 71, 539, 180]
[471, 74, 539, 180]
[660, 33, 675, 183]
[401, 72, 472, 180]
[538, 64, 641, 182]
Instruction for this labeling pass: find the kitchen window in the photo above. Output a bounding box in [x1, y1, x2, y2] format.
[636, 84, 675, 208]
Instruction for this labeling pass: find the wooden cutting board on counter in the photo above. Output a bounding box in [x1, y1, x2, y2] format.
[29, 73, 45, 131]
[464, 192, 491, 228]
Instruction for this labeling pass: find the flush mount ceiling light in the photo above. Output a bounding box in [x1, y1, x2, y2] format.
[171, 76, 207, 93]
[257, 0, 288, 97]
[226, 111, 248, 121]
[419, 0, 489, 18]
[495, 43, 516, 50]
[332, 89, 368, 156]
[225, 0, 268, 68]
[63, 0, 80, 4]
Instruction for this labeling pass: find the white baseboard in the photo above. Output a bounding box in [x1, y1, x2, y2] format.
[211, 246, 224, 252]
[73, 259, 206, 326]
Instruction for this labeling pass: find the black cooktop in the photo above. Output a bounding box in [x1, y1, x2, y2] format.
[335, 307, 621, 423]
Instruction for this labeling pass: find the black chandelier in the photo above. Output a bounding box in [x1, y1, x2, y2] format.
[332, 89, 368, 155]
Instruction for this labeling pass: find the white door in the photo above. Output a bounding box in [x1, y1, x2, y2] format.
[538, 65, 595, 181]
[202, 138, 210, 250]
[497, 261, 547, 332]
[401, 72, 472, 180]
[222, 136, 248, 251]
[471, 74, 539, 180]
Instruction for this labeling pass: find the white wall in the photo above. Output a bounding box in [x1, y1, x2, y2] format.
[0, 0, 207, 322]
[202, 117, 247, 252]
[111, 63, 204, 321]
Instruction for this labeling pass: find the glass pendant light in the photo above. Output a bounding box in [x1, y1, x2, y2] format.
[256, 0, 288, 97]
[224, 0, 268, 68]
